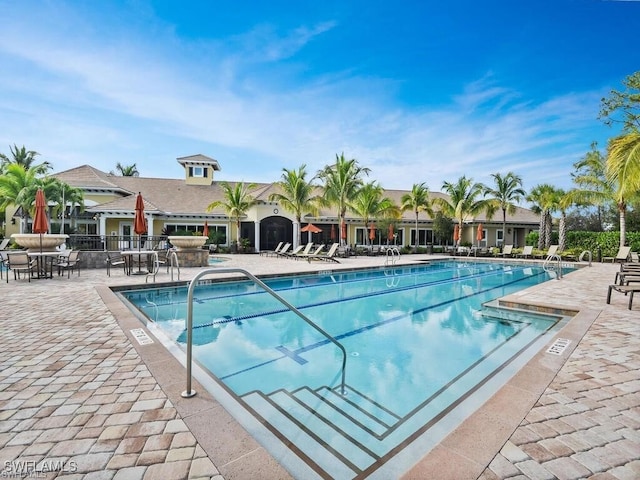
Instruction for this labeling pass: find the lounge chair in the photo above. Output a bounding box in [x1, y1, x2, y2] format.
[296, 244, 325, 260]
[290, 242, 314, 260]
[516, 245, 533, 258]
[280, 244, 305, 258]
[269, 242, 290, 257]
[501, 245, 514, 257]
[307, 243, 340, 263]
[607, 283, 640, 310]
[603, 245, 631, 264]
[0, 238, 11, 251]
[260, 241, 283, 257]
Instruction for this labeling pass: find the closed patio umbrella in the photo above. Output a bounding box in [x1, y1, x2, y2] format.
[369, 223, 376, 243]
[341, 221, 347, 243]
[33, 189, 49, 253]
[330, 224, 336, 241]
[453, 224, 460, 245]
[387, 224, 394, 243]
[203, 221, 209, 237]
[476, 223, 483, 246]
[133, 193, 146, 273]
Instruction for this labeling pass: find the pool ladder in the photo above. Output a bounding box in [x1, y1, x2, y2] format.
[542, 253, 563, 279]
[167, 250, 180, 281]
[385, 247, 401, 266]
[181, 268, 348, 398]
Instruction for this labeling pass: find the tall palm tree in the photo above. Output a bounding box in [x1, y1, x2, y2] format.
[606, 130, 640, 246]
[111, 162, 140, 177]
[50, 180, 85, 234]
[0, 144, 51, 175]
[268, 165, 319, 247]
[526, 184, 556, 249]
[206, 182, 257, 244]
[316, 153, 370, 245]
[553, 188, 569, 251]
[483, 172, 525, 247]
[350, 182, 399, 246]
[434, 176, 492, 247]
[400, 183, 434, 252]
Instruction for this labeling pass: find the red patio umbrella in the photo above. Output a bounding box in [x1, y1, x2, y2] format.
[341, 221, 347, 241]
[132, 193, 147, 273]
[476, 223, 483, 245]
[453, 224, 460, 244]
[300, 223, 322, 233]
[369, 223, 376, 242]
[387, 223, 394, 242]
[33, 188, 49, 253]
[203, 221, 209, 237]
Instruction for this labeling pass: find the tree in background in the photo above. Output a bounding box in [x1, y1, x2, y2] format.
[316, 153, 370, 246]
[207, 182, 257, 245]
[400, 183, 434, 252]
[351, 182, 399, 246]
[0, 144, 51, 175]
[527, 184, 556, 250]
[483, 172, 525, 247]
[110, 162, 140, 177]
[434, 176, 493, 247]
[268, 165, 319, 247]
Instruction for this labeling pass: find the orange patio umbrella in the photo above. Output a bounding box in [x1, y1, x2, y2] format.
[341, 221, 347, 241]
[369, 223, 376, 242]
[33, 189, 49, 253]
[453, 224, 460, 244]
[203, 221, 209, 237]
[330, 224, 336, 241]
[134, 192, 146, 251]
[387, 224, 394, 242]
[300, 223, 322, 233]
[476, 223, 483, 244]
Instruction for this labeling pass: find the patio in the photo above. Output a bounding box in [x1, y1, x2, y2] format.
[0, 255, 637, 479]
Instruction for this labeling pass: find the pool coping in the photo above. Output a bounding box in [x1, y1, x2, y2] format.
[97, 262, 599, 480]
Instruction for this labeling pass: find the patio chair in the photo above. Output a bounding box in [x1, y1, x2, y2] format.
[501, 245, 514, 257]
[57, 250, 81, 278]
[296, 244, 325, 260]
[516, 245, 533, 258]
[106, 251, 127, 276]
[307, 243, 340, 263]
[5, 252, 36, 282]
[607, 283, 640, 310]
[290, 242, 314, 260]
[0, 238, 11, 251]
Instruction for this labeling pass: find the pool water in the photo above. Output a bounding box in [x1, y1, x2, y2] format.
[120, 261, 572, 479]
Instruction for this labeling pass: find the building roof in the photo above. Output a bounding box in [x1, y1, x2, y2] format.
[52, 164, 539, 225]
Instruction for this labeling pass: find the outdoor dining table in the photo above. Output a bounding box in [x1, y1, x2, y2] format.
[27, 251, 64, 279]
[121, 250, 155, 275]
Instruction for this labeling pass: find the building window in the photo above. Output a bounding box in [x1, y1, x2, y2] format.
[496, 229, 504, 246]
[166, 224, 227, 244]
[410, 228, 433, 247]
[188, 166, 207, 178]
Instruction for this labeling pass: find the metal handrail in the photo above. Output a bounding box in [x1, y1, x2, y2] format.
[579, 250, 592, 266]
[543, 253, 563, 279]
[182, 268, 348, 398]
[385, 247, 401, 266]
[168, 250, 180, 281]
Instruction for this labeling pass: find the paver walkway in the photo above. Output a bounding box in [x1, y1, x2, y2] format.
[0, 254, 638, 479]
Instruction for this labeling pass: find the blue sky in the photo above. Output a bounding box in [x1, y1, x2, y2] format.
[0, 1, 638, 195]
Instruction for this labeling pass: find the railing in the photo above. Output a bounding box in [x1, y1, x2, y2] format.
[579, 250, 592, 266]
[65, 234, 169, 252]
[168, 250, 180, 281]
[181, 268, 348, 398]
[385, 247, 401, 266]
[543, 253, 563, 279]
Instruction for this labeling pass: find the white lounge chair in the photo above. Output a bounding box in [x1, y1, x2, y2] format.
[516, 245, 533, 258]
[604, 245, 632, 264]
[307, 243, 340, 263]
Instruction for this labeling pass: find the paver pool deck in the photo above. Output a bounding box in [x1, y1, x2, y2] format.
[0, 254, 638, 479]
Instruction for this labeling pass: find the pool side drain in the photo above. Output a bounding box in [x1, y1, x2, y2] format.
[546, 338, 570, 355]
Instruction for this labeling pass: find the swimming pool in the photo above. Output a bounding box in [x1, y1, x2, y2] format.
[119, 260, 573, 479]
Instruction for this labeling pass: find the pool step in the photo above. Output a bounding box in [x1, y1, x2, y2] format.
[242, 385, 403, 478]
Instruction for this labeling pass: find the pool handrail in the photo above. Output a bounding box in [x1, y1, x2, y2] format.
[168, 250, 180, 281]
[181, 268, 348, 398]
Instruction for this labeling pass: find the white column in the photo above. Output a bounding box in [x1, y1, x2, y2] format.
[293, 222, 300, 249]
[254, 220, 260, 252]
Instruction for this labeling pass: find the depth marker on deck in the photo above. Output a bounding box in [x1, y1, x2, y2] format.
[130, 328, 154, 345]
[546, 338, 570, 355]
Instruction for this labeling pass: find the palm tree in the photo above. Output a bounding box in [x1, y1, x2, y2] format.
[350, 182, 399, 246]
[553, 188, 569, 251]
[0, 164, 42, 232]
[0, 144, 51, 175]
[268, 165, 319, 247]
[568, 142, 609, 231]
[606, 130, 640, 246]
[316, 153, 370, 245]
[400, 183, 434, 252]
[111, 162, 140, 177]
[483, 172, 525, 247]
[526, 184, 556, 249]
[206, 182, 257, 246]
[434, 176, 492, 247]
[50, 180, 85, 234]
